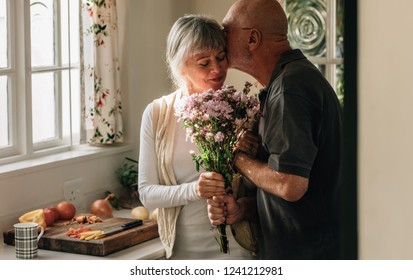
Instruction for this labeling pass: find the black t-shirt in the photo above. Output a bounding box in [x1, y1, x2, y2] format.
[256, 49, 342, 259]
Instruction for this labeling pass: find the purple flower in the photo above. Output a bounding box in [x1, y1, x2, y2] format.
[214, 131, 225, 142]
[174, 82, 261, 254]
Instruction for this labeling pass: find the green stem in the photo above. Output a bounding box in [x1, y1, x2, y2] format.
[125, 157, 139, 164]
[218, 223, 228, 253]
[217, 178, 233, 254]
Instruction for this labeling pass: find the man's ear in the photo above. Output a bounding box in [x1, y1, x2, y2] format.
[247, 29, 261, 51]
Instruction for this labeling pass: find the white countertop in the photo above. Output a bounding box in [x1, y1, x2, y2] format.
[0, 209, 165, 260]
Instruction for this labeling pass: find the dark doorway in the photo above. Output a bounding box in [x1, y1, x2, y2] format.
[340, 0, 358, 259]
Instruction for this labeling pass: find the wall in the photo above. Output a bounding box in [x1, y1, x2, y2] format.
[118, 0, 175, 153]
[358, 0, 413, 259]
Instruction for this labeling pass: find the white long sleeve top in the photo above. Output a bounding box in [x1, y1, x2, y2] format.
[138, 101, 200, 209]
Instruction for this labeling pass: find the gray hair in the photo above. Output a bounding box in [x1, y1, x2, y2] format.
[166, 14, 226, 89]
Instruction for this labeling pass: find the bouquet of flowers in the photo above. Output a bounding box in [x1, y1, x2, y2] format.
[175, 82, 261, 253]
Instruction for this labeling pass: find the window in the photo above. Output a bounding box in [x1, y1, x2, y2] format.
[0, 0, 80, 163]
[282, 0, 344, 104]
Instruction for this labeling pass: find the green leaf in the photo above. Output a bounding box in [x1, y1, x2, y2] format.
[195, 160, 200, 172]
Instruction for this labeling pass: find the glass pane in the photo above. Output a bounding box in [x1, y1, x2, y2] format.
[336, 0, 344, 58]
[61, 0, 80, 66]
[0, 75, 9, 147]
[69, 1, 80, 65]
[336, 64, 344, 105]
[71, 69, 80, 143]
[286, 0, 327, 57]
[62, 69, 81, 144]
[32, 72, 56, 142]
[61, 0, 69, 65]
[0, 0, 8, 68]
[314, 64, 326, 78]
[62, 70, 70, 139]
[30, 0, 55, 67]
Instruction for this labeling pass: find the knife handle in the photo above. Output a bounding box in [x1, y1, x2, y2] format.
[121, 219, 143, 230]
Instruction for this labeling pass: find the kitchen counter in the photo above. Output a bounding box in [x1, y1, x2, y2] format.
[0, 238, 164, 260]
[0, 209, 165, 260]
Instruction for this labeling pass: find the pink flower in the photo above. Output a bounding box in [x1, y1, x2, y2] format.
[214, 132, 225, 142]
[174, 82, 260, 254]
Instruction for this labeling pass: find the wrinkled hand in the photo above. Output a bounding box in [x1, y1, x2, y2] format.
[207, 193, 240, 225]
[196, 172, 226, 199]
[235, 130, 260, 158]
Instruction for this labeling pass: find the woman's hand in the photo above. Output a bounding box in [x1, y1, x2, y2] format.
[235, 130, 260, 158]
[196, 172, 226, 199]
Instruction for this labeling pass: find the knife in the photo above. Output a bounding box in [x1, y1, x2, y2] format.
[96, 219, 143, 238]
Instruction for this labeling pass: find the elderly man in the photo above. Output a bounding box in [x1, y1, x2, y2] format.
[208, 0, 342, 260]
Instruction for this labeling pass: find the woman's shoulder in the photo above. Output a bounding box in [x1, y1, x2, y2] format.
[142, 90, 178, 116]
[152, 89, 182, 106]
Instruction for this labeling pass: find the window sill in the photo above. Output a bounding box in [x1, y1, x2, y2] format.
[0, 143, 134, 180]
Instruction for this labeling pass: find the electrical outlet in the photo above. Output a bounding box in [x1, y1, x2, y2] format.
[63, 178, 84, 210]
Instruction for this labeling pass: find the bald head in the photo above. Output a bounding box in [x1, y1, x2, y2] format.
[223, 0, 288, 36]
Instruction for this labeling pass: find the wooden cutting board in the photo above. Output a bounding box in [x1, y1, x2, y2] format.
[3, 217, 159, 256]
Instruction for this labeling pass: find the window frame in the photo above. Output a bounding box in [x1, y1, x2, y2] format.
[0, 0, 80, 165]
[0, 0, 14, 158]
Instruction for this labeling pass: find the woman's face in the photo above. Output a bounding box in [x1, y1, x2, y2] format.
[181, 48, 228, 94]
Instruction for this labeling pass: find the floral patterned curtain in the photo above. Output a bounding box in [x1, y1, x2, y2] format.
[80, 0, 123, 144]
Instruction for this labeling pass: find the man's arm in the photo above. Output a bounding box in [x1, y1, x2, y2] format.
[235, 152, 308, 202]
[207, 133, 309, 226]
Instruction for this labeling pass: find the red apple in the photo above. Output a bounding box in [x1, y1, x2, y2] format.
[45, 206, 60, 221]
[43, 207, 57, 226]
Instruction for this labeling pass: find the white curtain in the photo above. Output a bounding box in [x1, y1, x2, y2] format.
[80, 0, 123, 144]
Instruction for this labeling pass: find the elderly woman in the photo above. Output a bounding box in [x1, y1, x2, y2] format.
[138, 15, 253, 260]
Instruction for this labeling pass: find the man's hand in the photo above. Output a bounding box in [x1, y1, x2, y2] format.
[207, 193, 241, 225]
[235, 130, 260, 158]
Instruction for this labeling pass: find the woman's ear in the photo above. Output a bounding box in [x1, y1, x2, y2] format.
[247, 29, 261, 51]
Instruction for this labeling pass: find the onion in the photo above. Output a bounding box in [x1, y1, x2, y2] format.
[56, 201, 76, 220]
[131, 206, 149, 220]
[151, 208, 158, 222]
[90, 194, 114, 218]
